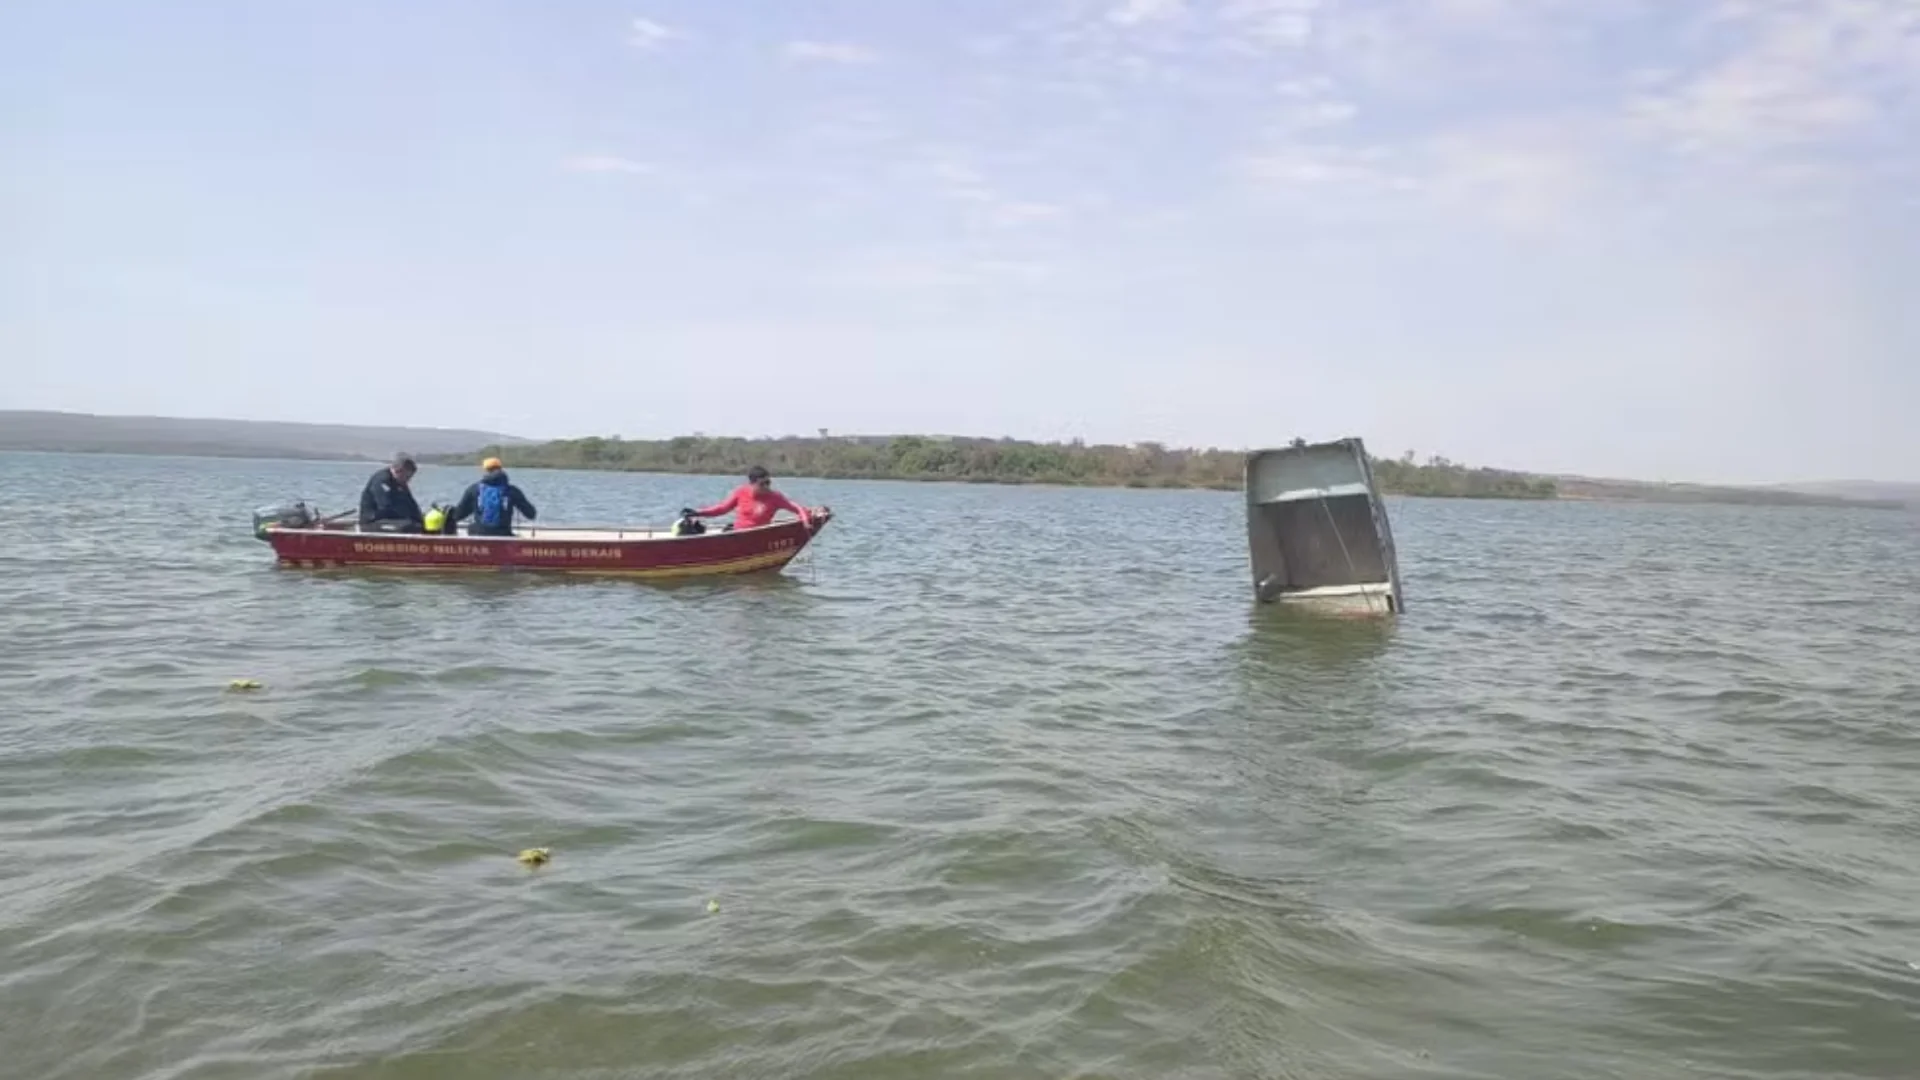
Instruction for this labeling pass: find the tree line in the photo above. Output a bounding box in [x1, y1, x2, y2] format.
[444, 435, 1559, 499]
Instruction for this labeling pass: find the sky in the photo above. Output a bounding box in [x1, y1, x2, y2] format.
[3, 0, 1916, 483]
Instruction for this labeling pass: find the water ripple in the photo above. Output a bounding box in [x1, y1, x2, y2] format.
[1, 456, 1917, 1079]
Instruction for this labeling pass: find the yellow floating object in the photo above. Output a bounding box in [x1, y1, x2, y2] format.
[227, 679, 264, 691]
[424, 507, 446, 534]
[517, 847, 551, 867]
[706, 898, 720, 914]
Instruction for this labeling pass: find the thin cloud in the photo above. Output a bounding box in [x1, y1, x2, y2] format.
[990, 201, 1067, 228]
[822, 250, 1059, 292]
[1272, 76, 1357, 131]
[1109, 0, 1185, 26]
[1630, 0, 1918, 156]
[898, 147, 1074, 237]
[1224, 0, 1324, 47]
[1417, 123, 1606, 229]
[782, 40, 880, 65]
[1241, 143, 1401, 191]
[563, 155, 656, 176]
[1239, 119, 1618, 234]
[1045, 0, 1910, 234]
[628, 17, 679, 51]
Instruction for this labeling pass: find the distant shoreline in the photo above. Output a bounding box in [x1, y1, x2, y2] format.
[436, 434, 1907, 511]
[444, 459, 1914, 508]
[0, 446, 1717, 506]
[4, 415, 1907, 510]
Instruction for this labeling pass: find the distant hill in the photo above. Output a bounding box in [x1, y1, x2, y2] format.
[1552, 474, 1905, 509]
[1767, 480, 1920, 507]
[0, 411, 531, 462]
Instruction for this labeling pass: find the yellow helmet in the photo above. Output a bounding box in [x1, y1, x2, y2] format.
[424, 507, 447, 534]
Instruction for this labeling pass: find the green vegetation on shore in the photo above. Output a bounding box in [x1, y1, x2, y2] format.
[448, 435, 1560, 499]
[5, 412, 1903, 507]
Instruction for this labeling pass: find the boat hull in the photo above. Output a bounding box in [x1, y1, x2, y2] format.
[264, 515, 828, 579]
[1246, 440, 1403, 615]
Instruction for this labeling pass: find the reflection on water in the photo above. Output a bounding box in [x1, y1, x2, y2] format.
[1237, 604, 1396, 675]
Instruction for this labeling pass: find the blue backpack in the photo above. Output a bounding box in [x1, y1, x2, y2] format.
[479, 483, 511, 528]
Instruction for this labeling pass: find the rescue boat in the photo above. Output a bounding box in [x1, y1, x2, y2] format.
[250, 502, 831, 579]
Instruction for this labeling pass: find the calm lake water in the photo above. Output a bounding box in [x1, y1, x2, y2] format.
[2, 452, 1917, 1080]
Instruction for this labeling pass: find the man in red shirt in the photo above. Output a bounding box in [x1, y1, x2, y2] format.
[690, 466, 813, 530]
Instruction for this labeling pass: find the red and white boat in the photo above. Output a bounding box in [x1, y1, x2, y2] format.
[251, 503, 832, 579]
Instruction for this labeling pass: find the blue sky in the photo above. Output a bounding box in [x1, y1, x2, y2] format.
[4, 0, 1916, 482]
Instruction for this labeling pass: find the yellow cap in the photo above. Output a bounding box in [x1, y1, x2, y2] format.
[481, 457, 503, 472]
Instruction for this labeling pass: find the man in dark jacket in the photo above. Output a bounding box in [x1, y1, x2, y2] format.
[359, 452, 426, 532]
[446, 457, 537, 537]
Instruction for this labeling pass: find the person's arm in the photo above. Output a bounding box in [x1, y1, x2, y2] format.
[765, 489, 811, 527]
[693, 490, 739, 518]
[512, 486, 537, 521]
[445, 484, 478, 524]
[359, 479, 380, 523]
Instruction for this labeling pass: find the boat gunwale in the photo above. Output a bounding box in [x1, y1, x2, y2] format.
[263, 514, 829, 547]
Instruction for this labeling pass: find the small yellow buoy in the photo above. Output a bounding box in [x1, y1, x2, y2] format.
[227, 679, 263, 691]
[706, 898, 720, 914]
[516, 847, 551, 868]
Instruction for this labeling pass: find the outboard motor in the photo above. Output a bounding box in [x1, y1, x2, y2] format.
[252, 501, 316, 541]
[671, 509, 707, 537]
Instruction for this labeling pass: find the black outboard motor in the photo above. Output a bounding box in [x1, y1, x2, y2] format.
[252, 501, 315, 541]
[671, 509, 706, 537]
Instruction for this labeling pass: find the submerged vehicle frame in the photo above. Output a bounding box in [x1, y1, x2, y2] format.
[1245, 438, 1404, 615]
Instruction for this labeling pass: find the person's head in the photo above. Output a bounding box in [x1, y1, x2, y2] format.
[747, 465, 771, 492]
[481, 456, 504, 476]
[390, 452, 418, 484]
